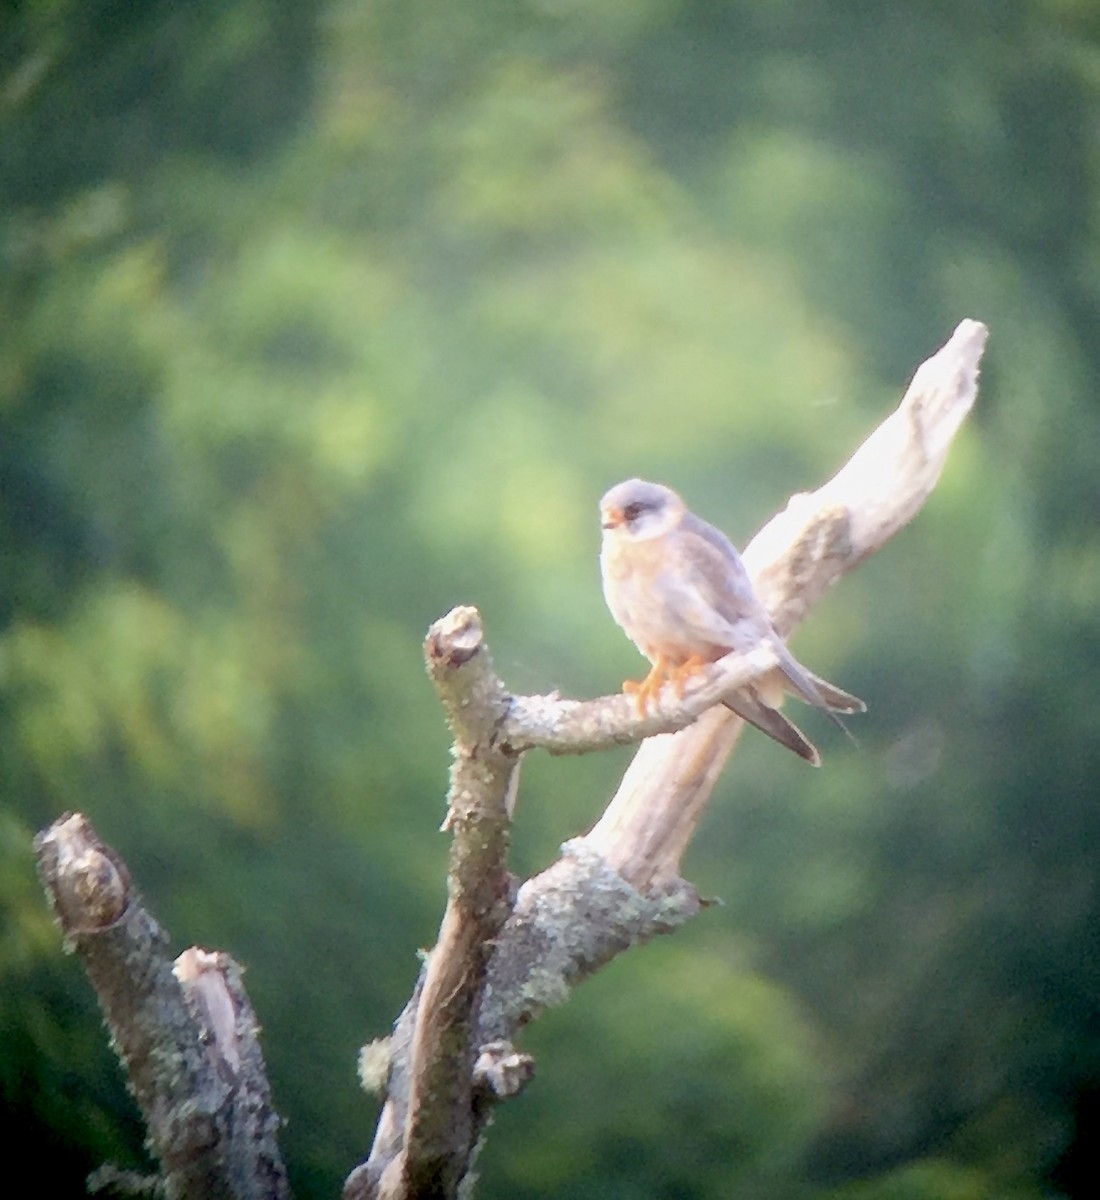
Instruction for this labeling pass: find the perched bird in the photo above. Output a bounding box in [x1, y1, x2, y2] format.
[599, 478, 864, 765]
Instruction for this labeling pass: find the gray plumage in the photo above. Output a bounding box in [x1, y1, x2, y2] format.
[599, 478, 863, 764]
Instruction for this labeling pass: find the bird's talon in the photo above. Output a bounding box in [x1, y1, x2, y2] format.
[621, 678, 649, 716]
[621, 654, 670, 717]
[671, 654, 706, 697]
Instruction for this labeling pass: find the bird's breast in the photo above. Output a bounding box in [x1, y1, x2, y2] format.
[600, 531, 670, 584]
[601, 532, 708, 663]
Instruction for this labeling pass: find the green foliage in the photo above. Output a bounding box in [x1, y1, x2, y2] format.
[3, 0, 1099, 1196]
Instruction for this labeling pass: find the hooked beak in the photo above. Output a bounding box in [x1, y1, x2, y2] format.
[601, 506, 625, 530]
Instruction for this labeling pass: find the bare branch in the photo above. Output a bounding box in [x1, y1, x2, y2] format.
[747, 317, 988, 628]
[34, 814, 289, 1200]
[350, 629, 780, 1200]
[478, 839, 706, 1043]
[498, 644, 779, 755]
[345, 320, 988, 1200]
[349, 609, 521, 1199]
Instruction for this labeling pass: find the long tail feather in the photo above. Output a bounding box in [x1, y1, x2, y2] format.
[797, 669, 866, 714]
[772, 647, 864, 746]
[723, 692, 821, 766]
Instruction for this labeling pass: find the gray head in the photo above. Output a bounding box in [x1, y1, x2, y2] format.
[599, 478, 686, 541]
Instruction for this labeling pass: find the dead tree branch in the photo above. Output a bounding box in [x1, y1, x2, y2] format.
[345, 319, 988, 1200]
[33, 813, 289, 1200]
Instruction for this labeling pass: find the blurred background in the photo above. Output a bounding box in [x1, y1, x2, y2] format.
[2, 1, 1099, 1197]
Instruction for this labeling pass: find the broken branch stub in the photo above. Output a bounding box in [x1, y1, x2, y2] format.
[34, 813, 289, 1200]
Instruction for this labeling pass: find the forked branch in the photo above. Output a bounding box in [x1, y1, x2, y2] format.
[34, 814, 289, 1200]
[346, 320, 988, 1200]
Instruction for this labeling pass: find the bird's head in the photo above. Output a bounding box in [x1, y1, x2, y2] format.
[599, 478, 686, 541]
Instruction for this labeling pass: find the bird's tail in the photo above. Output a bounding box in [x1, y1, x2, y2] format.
[734, 648, 863, 748]
[722, 691, 821, 766]
[774, 647, 864, 712]
[769, 646, 863, 744]
[720, 642, 864, 763]
[790, 668, 865, 715]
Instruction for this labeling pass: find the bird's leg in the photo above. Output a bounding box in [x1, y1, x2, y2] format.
[622, 653, 670, 716]
[670, 654, 706, 697]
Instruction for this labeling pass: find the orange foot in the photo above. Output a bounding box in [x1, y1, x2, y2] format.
[670, 654, 706, 697]
[623, 653, 670, 716]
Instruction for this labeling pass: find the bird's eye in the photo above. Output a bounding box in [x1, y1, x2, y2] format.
[622, 501, 647, 522]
